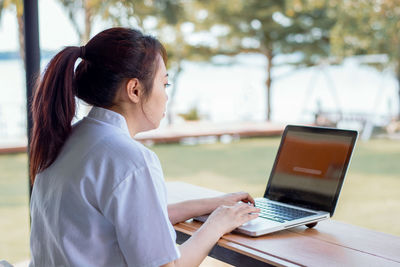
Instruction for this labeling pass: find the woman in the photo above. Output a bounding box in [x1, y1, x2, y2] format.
[29, 27, 259, 267]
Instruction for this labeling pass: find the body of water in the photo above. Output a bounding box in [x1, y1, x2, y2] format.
[0, 53, 398, 147]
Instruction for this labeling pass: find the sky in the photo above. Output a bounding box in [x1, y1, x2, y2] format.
[0, 0, 100, 51]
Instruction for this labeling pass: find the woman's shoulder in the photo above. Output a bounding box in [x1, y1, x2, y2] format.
[99, 133, 159, 169]
[70, 117, 157, 167]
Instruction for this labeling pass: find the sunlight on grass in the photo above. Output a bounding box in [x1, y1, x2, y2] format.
[335, 172, 400, 235]
[0, 154, 30, 263]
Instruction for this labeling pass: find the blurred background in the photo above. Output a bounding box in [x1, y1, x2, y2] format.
[0, 0, 399, 265]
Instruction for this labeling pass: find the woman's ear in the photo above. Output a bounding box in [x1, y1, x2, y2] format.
[126, 78, 142, 104]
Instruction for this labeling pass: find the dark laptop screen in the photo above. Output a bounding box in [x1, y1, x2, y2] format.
[264, 125, 357, 216]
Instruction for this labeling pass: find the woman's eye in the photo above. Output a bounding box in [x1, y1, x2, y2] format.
[164, 83, 171, 88]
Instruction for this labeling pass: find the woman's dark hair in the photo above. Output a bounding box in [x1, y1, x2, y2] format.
[29, 27, 167, 182]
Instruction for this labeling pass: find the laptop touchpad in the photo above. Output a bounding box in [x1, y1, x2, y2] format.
[241, 217, 280, 229]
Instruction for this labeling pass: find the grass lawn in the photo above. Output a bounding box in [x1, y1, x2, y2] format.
[0, 153, 30, 263]
[1, 137, 399, 263]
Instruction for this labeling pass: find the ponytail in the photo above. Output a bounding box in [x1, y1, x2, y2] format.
[29, 47, 80, 183]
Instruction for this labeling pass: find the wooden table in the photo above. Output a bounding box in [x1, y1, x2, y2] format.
[166, 181, 400, 267]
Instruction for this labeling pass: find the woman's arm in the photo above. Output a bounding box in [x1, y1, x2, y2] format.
[162, 203, 260, 267]
[168, 192, 256, 225]
[167, 198, 218, 225]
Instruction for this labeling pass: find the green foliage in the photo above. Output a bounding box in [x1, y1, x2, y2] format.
[198, 0, 337, 65]
[178, 106, 201, 121]
[330, 0, 400, 115]
[57, 0, 125, 43]
[0, 0, 4, 21]
[114, 0, 216, 68]
[331, 0, 400, 66]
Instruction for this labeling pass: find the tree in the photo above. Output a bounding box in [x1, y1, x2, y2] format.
[0, 0, 25, 68]
[57, 0, 125, 44]
[136, 0, 191, 125]
[117, 0, 216, 124]
[330, 0, 400, 117]
[150, 0, 217, 124]
[196, 0, 338, 121]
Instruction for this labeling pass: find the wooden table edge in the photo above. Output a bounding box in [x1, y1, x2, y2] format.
[174, 222, 303, 267]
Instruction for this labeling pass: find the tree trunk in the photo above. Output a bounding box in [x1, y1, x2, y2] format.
[65, 8, 82, 43]
[17, 14, 26, 70]
[397, 63, 400, 119]
[83, 1, 92, 44]
[167, 61, 182, 125]
[265, 50, 273, 121]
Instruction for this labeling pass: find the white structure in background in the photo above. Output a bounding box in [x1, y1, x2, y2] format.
[300, 54, 394, 140]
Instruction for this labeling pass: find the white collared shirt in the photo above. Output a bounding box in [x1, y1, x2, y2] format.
[29, 106, 180, 267]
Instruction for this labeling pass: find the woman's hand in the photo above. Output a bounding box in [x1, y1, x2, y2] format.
[167, 193, 260, 267]
[216, 191, 256, 207]
[204, 202, 260, 236]
[168, 192, 256, 225]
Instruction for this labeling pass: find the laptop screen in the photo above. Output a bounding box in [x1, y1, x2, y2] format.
[264, 125, 357, 215]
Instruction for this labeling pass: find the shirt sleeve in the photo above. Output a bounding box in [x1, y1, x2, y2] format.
[102, 164, 180, 267]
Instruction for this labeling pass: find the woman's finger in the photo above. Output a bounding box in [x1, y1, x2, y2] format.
[236, 192, 256, 205]
[235, 203, 260, 214]
[244, 194, 255, 205]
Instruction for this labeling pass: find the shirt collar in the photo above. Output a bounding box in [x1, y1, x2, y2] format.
[86, 106, 130, 135]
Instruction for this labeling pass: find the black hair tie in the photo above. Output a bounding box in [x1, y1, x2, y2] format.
[79, 46, 86, 59]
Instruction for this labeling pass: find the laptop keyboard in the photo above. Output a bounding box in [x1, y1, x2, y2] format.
[255, 200, 315, 223]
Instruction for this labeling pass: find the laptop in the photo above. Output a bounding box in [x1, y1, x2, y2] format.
[194, 125, 358, 236]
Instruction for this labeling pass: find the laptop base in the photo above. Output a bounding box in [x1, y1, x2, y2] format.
[306, 222, 318, 228]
